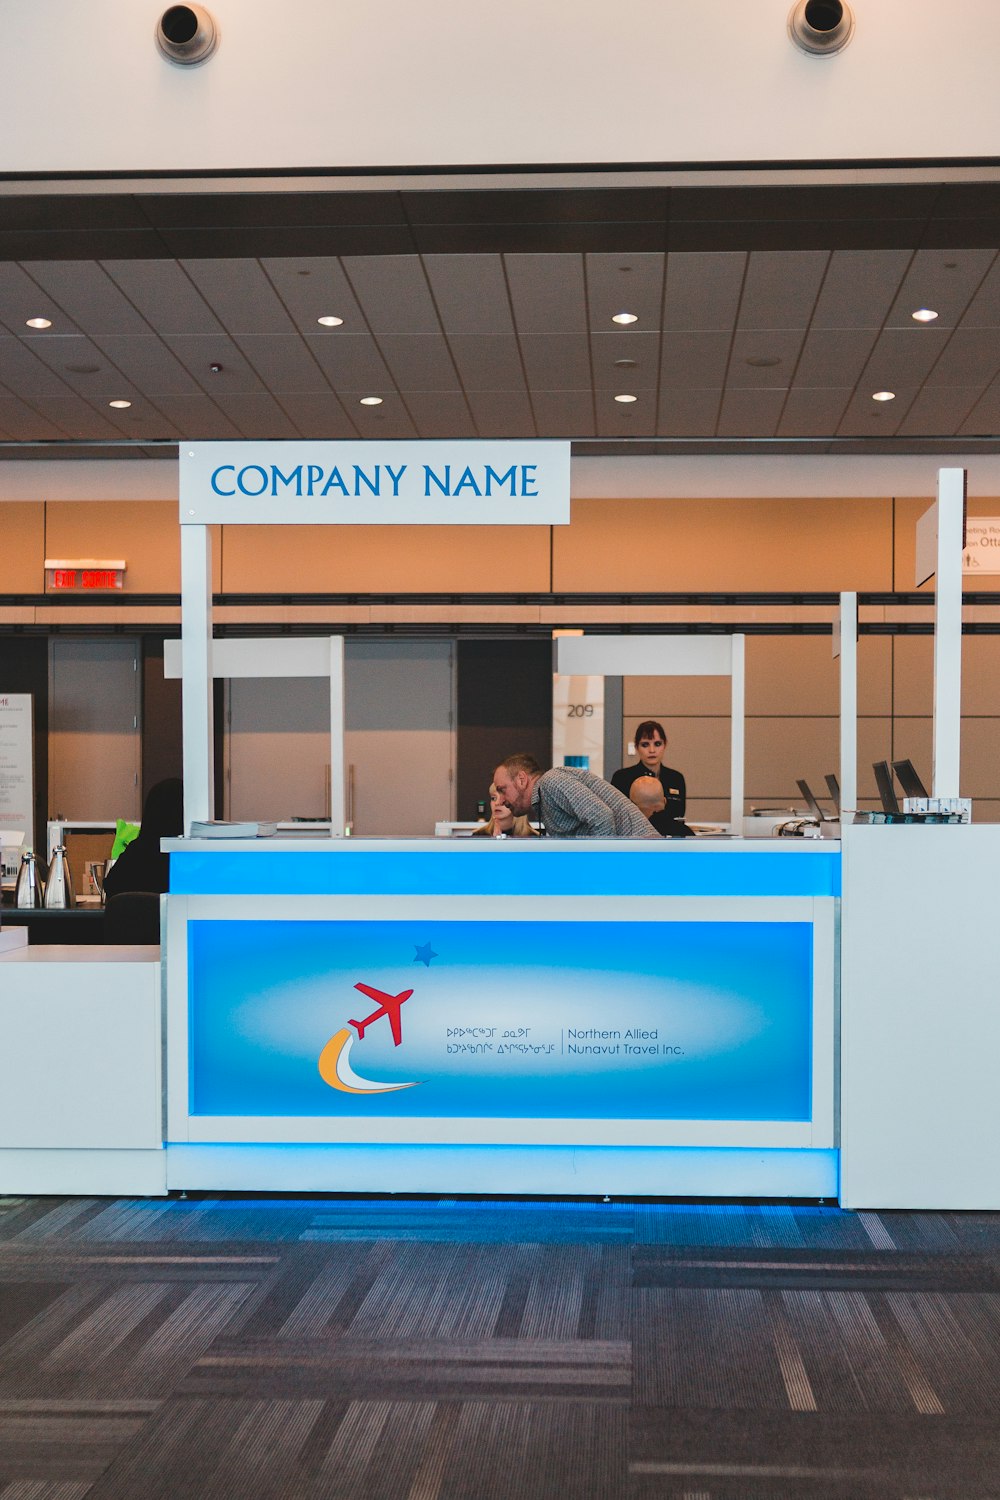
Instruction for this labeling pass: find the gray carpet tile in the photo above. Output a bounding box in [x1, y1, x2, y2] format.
[0, 1197, 997, 1497]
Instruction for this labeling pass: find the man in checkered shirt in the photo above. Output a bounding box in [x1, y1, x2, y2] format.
[492, 753, 661, 839]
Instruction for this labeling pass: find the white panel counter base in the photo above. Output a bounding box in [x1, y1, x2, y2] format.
[0, 944, 167, 1199]
[0, 1149, 166, 1197]
[166, 1144, 839, 1199]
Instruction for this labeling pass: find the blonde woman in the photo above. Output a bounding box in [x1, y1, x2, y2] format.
[472, 783, 541, 839]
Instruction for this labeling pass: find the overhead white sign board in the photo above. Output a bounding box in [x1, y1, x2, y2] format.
[179, 441, 571, 526]
[0, 693, 34, 831]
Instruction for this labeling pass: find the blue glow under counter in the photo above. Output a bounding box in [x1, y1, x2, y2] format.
[166, 837, 840, 898]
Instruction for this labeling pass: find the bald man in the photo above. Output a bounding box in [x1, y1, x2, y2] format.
[630, 775, 693, 838]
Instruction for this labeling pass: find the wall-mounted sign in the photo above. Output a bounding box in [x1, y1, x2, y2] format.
[962, 518, 1000, 575]
[0, 693, 34, 833]
[44, 559, 125, 591]
[179, 441, 570, 526]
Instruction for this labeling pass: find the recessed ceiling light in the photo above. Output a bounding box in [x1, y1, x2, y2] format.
[746, 355, 781, 368]
[611, 312, 638, 325]
[359, 395, 383, 406]
[65, 363, 100, 375]
[911, 308, 939, 322]
[25, 317, 52, 329]
[108, 399, 132, 409]
[614, 358, 637, 368]
[317, 315, 344, 327]
[614, 393, 638, 404]
[872, 390, 896, 402]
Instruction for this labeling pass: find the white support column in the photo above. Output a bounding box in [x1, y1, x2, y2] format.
[933, 468, 966, 798]
[836, 591, 858, 814]
[180, 524, 214, 831]
[328, 637, 346, 836]
[729, 634, 745, 833]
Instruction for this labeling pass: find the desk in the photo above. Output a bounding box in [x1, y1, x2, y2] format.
[164, 837, 839, 1197]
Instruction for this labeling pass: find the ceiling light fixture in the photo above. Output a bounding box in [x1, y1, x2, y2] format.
[612, 312, 638, 325]
[872, 390, 896, 402]
[317, 315, 344, 327]
[359, 396, 383, 406]
[108, 399, 132, 409]
[614, 358, 637, 368]
[911, 308, 939, 322]
[26, 317, 52, 329]
[746, 355, 781, 368]
[614, 393, 638, 404]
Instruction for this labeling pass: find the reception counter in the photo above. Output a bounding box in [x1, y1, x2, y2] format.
[163, 837, 839, 1197]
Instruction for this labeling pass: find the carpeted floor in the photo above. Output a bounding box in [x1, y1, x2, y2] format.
[0, 1196, 997, 1498]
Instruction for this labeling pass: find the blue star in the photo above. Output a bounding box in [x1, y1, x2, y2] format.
[413, 942, 439, 967]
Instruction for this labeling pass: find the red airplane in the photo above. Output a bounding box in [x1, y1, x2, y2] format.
[349, 982, 414, 1047]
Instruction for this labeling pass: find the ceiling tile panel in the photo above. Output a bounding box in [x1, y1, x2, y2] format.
[836, 389, 919, 435]
[92, 334, 208, 395]
[465, 389, 536, 438]
[957, 257, 1000, 327]
[923, 328, 1000, 388]
[342, 256, 441, 336]
[447, 335, 526, 393]
[281, 394, 359, 440]
[595, 394, 654, 438]
[519, 334, 590, 388]
[660, 331, 731, 389]
[793, 329, 879, 387]
[728, 329, 805, 388]
[102, 400, 180, 440]
[377, 336, 461, 393]
[585, 253, 664, 331]
[657, 388, 722, 436]
[306, 334, 394, 391]
[859, 328, 950, 387]
[958, 382, 1000, 435]
[210, 393, 302, 440]
[28, 396, 124, 439]
[0, 262, 83, 334]
[717, 388, 786, 437]
[591, 331, 659, 391]
[663, 253, 745, 331]
[897, 387, 981, 436]
[777, 389, 853, 437]
[0, 337, 77, 398]
[101, 260, 226, 338]
[505, 255, 585, 335]
[737, 251, 830, 330]
[403, 392, 477, 439]
[0, 396, 68, 440]
[260, 258, 368, 333]
[531, 390, 594, 437]
[422, 255, 513, 335]
[21, 261, 153, 336]
[150, 394, 243, 441]
[233, 336, 329, 393]
[165, 336, 267, 395]
[181, 260, 296, 337]
[811, 250, 912, 329]
[23, 334, 132, 397]
[340, 395, 418, 439]
[885, 249, 997, 328]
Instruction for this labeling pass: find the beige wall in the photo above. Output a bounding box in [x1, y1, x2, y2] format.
[4, 493, 1000, 819]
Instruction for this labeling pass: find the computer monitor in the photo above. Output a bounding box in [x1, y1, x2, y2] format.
[796, 779, 831, 823]
[872, 761, 900, 814]
[892, 759, 929, 799]
[824, 774, 841, 815]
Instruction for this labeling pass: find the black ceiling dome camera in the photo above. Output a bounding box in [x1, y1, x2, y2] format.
[788, 0, 855, 55]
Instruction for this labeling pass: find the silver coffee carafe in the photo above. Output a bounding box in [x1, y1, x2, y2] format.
[15, 850, 44, 908]
[43, 845, 75, 909]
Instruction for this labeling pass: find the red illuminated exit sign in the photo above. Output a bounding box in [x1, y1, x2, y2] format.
[44, 559, 126, 592]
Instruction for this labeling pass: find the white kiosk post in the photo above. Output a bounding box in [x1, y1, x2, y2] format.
[834, 591, 858, 816]
[555, 634, 746, 831]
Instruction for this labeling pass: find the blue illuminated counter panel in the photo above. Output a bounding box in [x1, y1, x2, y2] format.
[164, 838, 839, 1198]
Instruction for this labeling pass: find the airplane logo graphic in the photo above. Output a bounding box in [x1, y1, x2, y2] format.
[349, 982, 414, 1047]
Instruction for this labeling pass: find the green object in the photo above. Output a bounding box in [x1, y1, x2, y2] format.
[110, 819, 141, 859]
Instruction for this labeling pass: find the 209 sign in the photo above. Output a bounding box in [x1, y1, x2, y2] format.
[567, 704, 595, 717]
